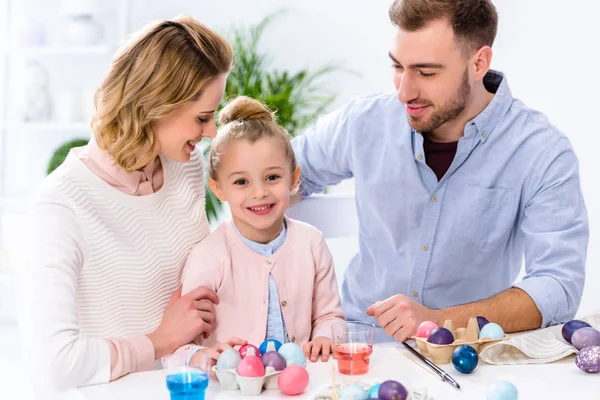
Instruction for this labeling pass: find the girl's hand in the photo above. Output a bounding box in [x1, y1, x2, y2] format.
[303, 336, 333, 362]
[191, 337, 248, 379]
[148, 285, 219, 358]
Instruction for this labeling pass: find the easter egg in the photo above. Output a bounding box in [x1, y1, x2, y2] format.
[480, 323, 505, 340]
[427, 327, 454, 345]
[259, 338, 282, 354]
[416, 321, 438, 338]
[486, 381, 518, 400]
[476, 316, 490, 331]
[236, 355, 265, 377]
[368, 383, 381, 398]
[378, 380, 408, 400]
[575, 345, 600, 373]
[571, 327, 600, 351]
[216, 348, 242, 370]
[561, 320, 591, 344]
[278, 342, 306, 366]
[239, 343, 261, 359]
[452, 345, 479, 374]
[277, 365, 309, 395]
[261, 351, 286, 371]
[339, 384, 368, 400]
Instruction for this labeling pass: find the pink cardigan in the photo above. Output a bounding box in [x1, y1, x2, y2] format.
[181, 218, 345, 347]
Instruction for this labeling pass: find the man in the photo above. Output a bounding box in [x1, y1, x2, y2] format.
[291, 0, 588, 343]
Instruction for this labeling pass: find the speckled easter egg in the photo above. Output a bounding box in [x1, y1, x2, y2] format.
[216, 348, 242, 370]
[416, 321, 438, 339]
[278, 342, 306, 366]
[339, 384, 368, 400]
[259, 338, 282, 354]
[236, 355, 265, 377]
[277, 365, 309, 395]
[571, 327, 600, 350]
[427, 327, 454, 345]
[479, 323, 505, 340]
[486, 381, 518, 400]
[261, 351, 286, 371]
[562, 320, 591, 344]
[452, 345, 479, 374]
[239, 343, 261, 359]
[575, 345, 600, 373]
[378, 380, 408, 400]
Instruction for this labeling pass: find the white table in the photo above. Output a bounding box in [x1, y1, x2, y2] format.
[72, 342, 597, 399]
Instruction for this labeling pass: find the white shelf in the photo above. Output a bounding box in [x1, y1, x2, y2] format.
[6, 45, 111, 56]
[2, 122, 90, 132]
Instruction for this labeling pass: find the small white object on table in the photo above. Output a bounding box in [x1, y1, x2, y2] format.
[71, 341, 596, 400]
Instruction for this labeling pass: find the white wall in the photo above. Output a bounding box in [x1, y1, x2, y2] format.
[1, 0, 598, 314]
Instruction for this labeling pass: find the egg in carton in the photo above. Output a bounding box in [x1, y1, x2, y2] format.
[212, 341, 308, 396]
[412, 317, 509, 364]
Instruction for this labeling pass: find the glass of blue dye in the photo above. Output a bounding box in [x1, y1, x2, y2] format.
[162, 352, 211, 400]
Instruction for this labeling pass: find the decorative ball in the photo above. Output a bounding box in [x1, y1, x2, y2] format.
[278, 365, 309, 395]
[239, 343, 261, 359]
[378, 380, 408, 400]
[261, 351, 286, 371]
[278, 342, 306, 366]
[561, 320, 591, 344]
[427, 327, 454, 345]
[416, 321, 438, 339]
[259, 338, 282, 354]
[368, 383, 381, 398]
[452, 345, 479, 374]
[476, 316, 490, 331]
[486, 381, 518, 400]
[575, 345, 600, 373]
[216, 348, 242, 370]
[339, 384, 368, 400]
[479, 323, 505, 340]
[572, 328, 600, 351]
[236, 355, 265, 377]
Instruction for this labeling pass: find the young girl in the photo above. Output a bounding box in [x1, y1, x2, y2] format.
[180, 96, 345, 364]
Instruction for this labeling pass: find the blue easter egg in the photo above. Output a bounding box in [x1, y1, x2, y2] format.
[259, 338, 282, 355]
[368, 383, 381, 398]
[452, 345, 478, 374]
[278, 342, 306, 366]
[486, 381, 518, 400]
[216, 348, 242, 370]
[480, 322, 505, 340]
[562, 320, 591, 344]
[339, 384, 368, 400]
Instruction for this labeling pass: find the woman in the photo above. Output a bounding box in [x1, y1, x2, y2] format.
[22, 16, 235, 394]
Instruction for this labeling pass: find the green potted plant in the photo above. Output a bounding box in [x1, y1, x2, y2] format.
[47, 138, 89, 175]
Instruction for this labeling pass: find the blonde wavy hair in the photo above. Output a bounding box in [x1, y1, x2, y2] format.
[91, 16, 233, 172]
[209, 96, 298, 183]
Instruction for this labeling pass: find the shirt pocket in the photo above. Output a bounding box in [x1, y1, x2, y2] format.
[452, 185, 518, 249]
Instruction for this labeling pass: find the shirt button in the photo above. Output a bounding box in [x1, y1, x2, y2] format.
[482, 131, 487, 137]
[416, 154, 423, 161]
[431, 195, 438, 202]
[421, 244, 428, 251]
[411, 291, 419, 298]
[266, 259, 273, 266]
[281, 300, 288, 307]
[291, 336, 296, 343]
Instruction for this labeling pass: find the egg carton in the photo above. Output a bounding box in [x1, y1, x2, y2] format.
[412, 317, 509, 364]
[212, 361, 307, 396]
[313, 379, 433, 400]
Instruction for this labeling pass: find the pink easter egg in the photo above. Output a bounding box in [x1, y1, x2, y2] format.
[236, 355, 265, 377]
[239, 344, 261, 359]
[278, 365, 309, 396]
[416, 321, 439, 338]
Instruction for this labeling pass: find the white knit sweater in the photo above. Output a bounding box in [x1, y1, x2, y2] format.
[21, 147, 209, 393]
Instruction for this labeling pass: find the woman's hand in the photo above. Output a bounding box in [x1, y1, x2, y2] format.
[148, 285, 219, 358]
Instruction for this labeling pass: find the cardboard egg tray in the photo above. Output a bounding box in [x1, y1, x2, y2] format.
[412, 317, 509, 364]
[212, 361, 307, 396]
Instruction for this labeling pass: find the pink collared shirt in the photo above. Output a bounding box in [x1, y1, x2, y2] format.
[79, 137, 164, 380]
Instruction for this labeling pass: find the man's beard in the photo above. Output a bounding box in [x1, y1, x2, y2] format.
[406, 68, 471, 133]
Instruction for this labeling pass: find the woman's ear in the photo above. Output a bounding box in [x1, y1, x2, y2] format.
[208, 177, 226, 201]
